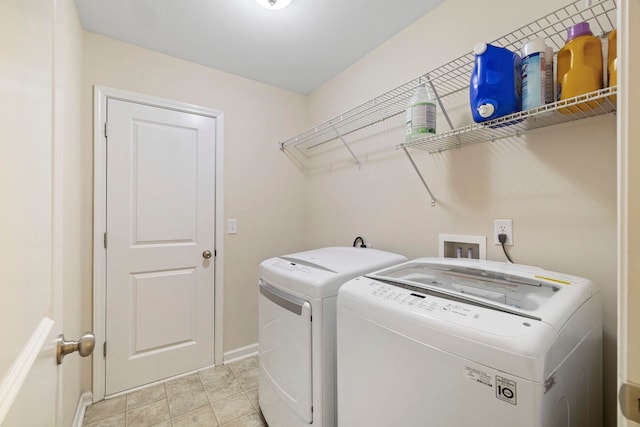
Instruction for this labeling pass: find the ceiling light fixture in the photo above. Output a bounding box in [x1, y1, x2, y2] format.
[256, 0, 293, 10]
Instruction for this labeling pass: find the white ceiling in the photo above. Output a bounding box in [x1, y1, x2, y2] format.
[75, 0, 444, 94]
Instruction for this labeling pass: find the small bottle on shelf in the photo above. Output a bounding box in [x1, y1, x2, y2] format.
[521, 38, 550, 110]
[405, 85, 436, 143]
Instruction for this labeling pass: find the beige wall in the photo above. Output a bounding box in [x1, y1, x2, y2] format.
[81, 33, 308, 353]
[306, 0, 617, 426]
[0, 0, 55, 376]
[55, 0, 92, 424]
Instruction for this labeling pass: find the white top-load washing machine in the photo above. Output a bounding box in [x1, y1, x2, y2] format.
[258, 247, 406, 427]
[337, 258, 602, 427]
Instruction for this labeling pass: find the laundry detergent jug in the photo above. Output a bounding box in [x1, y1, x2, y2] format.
[607, 29, 617, 103]
[556, 22, 603, 112]
[470, 42, 522, 123]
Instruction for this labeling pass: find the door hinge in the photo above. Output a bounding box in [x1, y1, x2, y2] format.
[103, 232, 107, 249]
[103, 342, 107, 358]
[104, 122, 108, 138]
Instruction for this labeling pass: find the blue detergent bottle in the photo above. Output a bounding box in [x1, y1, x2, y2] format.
[470, 42, 522, 123]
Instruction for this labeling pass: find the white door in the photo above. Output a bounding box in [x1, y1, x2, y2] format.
[105, 98, 217, 395]
[0, 0, 63, 424]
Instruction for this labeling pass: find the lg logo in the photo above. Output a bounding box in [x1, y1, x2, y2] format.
[496, 376, 517, 405]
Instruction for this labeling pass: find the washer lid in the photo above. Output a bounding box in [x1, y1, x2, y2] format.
[366, 257, 596, 332]
[260, 247, 407, 299]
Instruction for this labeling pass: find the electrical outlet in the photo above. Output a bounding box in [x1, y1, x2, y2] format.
[494, 219, 513, 246]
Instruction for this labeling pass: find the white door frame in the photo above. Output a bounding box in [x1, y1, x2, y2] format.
[617, 1, 640, 425]
[92, 86, 225, 402]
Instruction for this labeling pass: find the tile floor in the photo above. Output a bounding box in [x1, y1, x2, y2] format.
[83, 356, 267, 427]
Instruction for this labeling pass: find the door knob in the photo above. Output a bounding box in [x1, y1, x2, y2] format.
[202, 250, 213, 259]
[56, 332, 95, 365]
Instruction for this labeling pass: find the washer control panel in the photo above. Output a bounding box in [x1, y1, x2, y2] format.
[367, 281, 483, 320]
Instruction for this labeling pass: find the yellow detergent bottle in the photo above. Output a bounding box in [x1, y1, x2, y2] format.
[556, 22, 603, 113]
[608, 29, 617, 103]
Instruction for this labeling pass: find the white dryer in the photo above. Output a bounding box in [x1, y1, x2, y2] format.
[258, 247, 406, 427]
[337, 258, 602, 427]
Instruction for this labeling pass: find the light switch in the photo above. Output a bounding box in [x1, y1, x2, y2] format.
[227, 219, 238, 234]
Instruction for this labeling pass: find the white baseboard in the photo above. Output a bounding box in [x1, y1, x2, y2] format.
[223, 343, 258, 364]
[72, 391, 93, 427]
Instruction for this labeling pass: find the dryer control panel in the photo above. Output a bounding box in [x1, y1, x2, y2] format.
[272, 259, 315, 274]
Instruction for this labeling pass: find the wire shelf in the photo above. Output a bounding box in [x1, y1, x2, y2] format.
[399, 86, 617, 153]
[279, 0, 617, 154]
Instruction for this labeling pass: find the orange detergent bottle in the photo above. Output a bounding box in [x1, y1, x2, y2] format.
[608, 29, 617, 103]
[556, 22, 603, 113]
